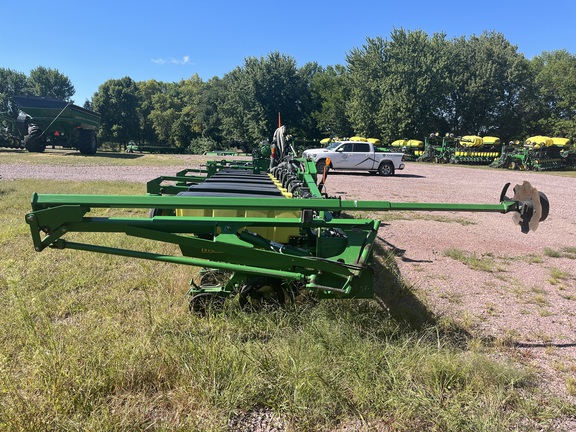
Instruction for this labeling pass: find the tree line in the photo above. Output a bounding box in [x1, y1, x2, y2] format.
[2, 29, 575, 153]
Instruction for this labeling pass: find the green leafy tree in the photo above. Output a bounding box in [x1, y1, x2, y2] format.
[92, 77, 139, 145]
[187, 136, 219, 154]
[148, 75, 205, 150]
[0, 68, 28, 115]
[346, 36, 387, 138]
[27, 66, 75, 101]
[136, 79, 167, 144]
[220, 67, 252, 144]
[531, 50, 576, 139]
[346, 30, 450, 143]
[445, 32, 532, 140]
[220, 52, 310, 148]
[309, 64, 352, 139]
[193, 76, 225, 141]
[294, 61, 322, 141]
[377, 29, 450, 142]
[148, 82, 180, 146]
[175, 74, 204, 147]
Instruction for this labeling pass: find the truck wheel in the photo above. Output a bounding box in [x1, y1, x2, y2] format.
[78, 129, 97, 155]
[316, 159, 328, 175]
[378, 161, 394, 176]
[24, 125, 46, 152]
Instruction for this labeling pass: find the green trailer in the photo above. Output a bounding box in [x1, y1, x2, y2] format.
[1, 95, 100, 154]
[25, 125, 549, 313]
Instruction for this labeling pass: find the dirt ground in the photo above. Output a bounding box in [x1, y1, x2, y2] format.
[325, 163, 576, 409]
[2, 153, 575, 412]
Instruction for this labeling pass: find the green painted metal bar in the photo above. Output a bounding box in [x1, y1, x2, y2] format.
[57, 240, 308, 281]
[355, 223, 380, 266]
[27, 212, 377, 235]
[176, 168, 208, 176]
[123, 226, 360, 277]
[26, 210, 370, 277]
[147, 175, 207, 195]
[31, 193, 518, 214]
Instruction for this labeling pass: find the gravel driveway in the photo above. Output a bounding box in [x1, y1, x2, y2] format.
[2, 154, 575, 407]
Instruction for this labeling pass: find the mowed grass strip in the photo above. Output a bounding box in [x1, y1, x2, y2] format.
[0, 178, 570, 431]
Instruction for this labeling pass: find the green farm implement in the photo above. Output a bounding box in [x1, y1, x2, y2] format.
[25, 126, 549, 312]
[490, 136, 576, 171]
[389, 138, 424, 161]
[417, 133, 501, 165]
[1, 95, 100, 154]
[1, 111, 22, 149]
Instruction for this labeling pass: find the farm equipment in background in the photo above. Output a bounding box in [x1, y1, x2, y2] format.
[25, 125, 550, 312]
[0, 95, 100, 154]
[389, 138, 424, 161]
[1, 111, 23, 149]
[417, 133, 457, 163]
[490, 136, 576, 171]
[453, 135, 501, 164]
[417, 133, 501, 164]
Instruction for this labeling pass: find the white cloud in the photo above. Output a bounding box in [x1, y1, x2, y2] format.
[151, 55, 191, 65]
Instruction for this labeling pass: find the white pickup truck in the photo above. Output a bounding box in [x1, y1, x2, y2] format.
[302, 141, 405, 175]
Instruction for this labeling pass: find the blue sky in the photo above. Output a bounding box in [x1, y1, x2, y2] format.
[3, 0, 575, 104]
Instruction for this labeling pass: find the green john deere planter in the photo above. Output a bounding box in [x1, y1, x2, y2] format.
[490, 136, 576, 171]
[25, 125, 550, 312]
[417, 133, 501, 165]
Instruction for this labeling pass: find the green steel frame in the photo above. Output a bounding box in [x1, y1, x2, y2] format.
[25, 152, 547, 310]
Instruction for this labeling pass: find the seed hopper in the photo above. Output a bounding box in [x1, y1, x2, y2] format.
[25, 126, 550, 312]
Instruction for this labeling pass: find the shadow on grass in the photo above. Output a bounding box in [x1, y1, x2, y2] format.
[371, 241, 436, 330]
[370, 240, 473, 348]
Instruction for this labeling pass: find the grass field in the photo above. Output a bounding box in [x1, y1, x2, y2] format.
[0, 149, 200, 167]
[0, 175, 573, 430]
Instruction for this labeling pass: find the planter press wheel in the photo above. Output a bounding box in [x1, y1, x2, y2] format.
[189, 292, 225, 315]
[199, 269, 231, 287]
[148, 208, 176, 217]
[238, 277, 286, 311]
